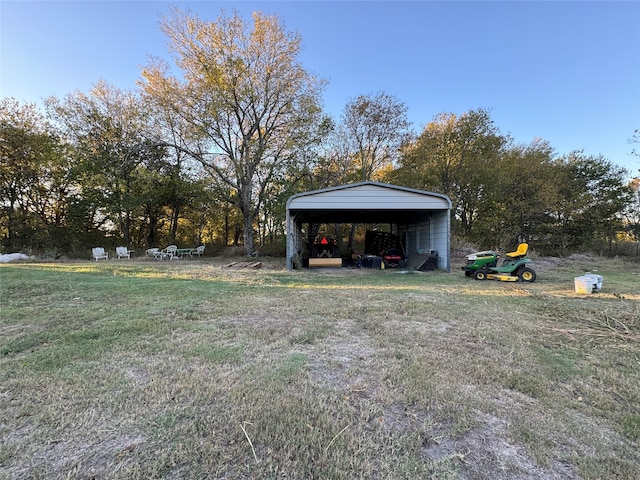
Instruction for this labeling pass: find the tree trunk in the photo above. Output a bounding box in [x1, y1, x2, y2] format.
[223, 206, 229, 246]
[124, 211, 131, 247]
[243, 212, 254, 256]
[240, 183, 255, 256]
[5, 194, 17, 251]
[170, 204, 180, 244]
[144, 204, 159, 249]
[348, 223, 357, 251]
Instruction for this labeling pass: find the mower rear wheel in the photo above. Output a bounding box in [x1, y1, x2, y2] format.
[474, 269, 488, 281]
[517, 267, 537, 283]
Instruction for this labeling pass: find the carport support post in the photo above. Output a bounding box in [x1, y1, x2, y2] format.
[286, 210, 294, 270]
[286, 211, 303, 270]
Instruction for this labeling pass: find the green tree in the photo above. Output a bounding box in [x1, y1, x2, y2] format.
[390, 108, 507, 239]
[543, 152, 631, 254]
[0, 98, 74, 253]
[471, 139, 557, 246]
[141, 8, 325, 256]
[47, 82, 166, 247]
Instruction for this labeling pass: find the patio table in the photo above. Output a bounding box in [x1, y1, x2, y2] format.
[176, 248, 194, 258]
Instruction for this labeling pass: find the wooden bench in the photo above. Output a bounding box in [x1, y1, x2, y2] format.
[309, 257, 342, 268]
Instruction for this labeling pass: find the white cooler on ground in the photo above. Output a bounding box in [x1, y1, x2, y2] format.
[574, 273, 603, 294]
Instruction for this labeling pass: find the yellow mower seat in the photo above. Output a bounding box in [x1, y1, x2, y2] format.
[505, 243, 528, 258]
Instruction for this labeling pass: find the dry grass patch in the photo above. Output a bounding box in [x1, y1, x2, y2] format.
[1, 256, 639, 479]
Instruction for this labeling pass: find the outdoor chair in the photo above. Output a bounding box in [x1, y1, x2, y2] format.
[92, 247, 108, 261]
[146, 248, 159, 258]
[193, 245, 205, 257]
[156, 245, 178, 260]
[116, 246, 131, 259]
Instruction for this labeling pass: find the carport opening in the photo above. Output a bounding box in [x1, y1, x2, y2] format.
[296, 222, 439, 271]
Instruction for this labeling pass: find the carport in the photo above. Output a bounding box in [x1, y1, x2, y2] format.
[285, 181, 452, 271]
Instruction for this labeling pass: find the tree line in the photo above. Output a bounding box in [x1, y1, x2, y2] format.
[1, 9, 638, 258]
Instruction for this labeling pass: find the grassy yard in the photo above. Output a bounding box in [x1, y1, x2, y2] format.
[1, 255, 639, 479]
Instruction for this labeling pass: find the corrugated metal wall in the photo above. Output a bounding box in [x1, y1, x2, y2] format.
[431, 211, 450, 271]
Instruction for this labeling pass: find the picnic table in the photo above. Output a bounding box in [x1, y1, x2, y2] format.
[176, 246, 205, 258]
[176, 248, 195, 258]
[150, 245, 204, 260]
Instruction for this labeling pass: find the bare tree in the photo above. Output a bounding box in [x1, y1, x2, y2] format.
[630, 129, 640, 157]
[630, 129, 640, 177]
[341, 91, 411, 181]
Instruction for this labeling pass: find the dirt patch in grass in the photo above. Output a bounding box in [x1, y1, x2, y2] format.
[421, 413, 573, 480]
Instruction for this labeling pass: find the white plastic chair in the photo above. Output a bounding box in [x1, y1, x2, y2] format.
[116, 246, 131, 259]
[92, 247, 108, 261]
[192, 245, 205, 257]
[156, 245, 178, 260]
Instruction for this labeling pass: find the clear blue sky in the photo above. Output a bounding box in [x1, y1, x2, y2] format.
[2, 1, 639, 174]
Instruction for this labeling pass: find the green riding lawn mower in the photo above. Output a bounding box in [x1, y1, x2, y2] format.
[462, 243, 537, 282]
